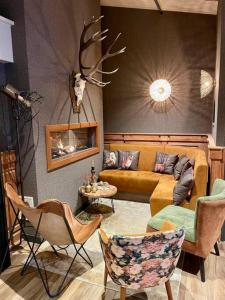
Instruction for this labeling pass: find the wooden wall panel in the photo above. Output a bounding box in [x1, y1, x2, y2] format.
[0, 151, 20, 245]
[209, 147, 225, 192]
[105, 133, 209, 158]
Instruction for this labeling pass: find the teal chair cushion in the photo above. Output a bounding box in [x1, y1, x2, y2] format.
[197, 178, 225, 203]
[148, 205, 196, 242]
[211, 178, 225, 196]
[148, 179, 225, 243]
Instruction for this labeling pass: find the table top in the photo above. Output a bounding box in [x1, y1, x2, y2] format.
[80, 184, 117, 199]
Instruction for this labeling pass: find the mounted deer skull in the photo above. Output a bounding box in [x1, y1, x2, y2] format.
[69, 15, 126, 113]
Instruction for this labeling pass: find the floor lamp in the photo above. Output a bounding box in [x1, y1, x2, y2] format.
[0, 84, 42, 272]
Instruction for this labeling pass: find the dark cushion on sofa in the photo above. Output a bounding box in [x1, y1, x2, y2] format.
[173, 165, 194, 205]
[174, 155, 189, 180]
[154, 152, 178, 175]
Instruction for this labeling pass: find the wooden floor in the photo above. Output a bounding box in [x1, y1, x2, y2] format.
[0, 242, 225, 300]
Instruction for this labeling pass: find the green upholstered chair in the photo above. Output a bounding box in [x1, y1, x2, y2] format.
[147, 178, 225, 282]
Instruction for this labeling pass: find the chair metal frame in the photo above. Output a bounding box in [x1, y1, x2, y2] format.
[1, 196, 93, 298]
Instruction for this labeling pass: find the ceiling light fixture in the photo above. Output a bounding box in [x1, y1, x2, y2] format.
[149, 79, 172, 102]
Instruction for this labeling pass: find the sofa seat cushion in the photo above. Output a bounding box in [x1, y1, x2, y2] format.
[148, 205, 196, 242]
[150, 179, 176, 216]
[99, 170, 162, 194]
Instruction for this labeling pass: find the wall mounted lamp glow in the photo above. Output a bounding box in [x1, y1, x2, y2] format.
[200, 70, 214, 99]
[149, 79, 172, 102]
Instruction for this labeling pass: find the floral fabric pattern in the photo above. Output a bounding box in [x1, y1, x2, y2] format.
[99, 228, 184, 289]
[103, 150, 119, 169]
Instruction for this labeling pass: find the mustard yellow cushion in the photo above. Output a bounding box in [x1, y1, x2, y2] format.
[160, 219, 176, 231]
[150, 179, 176, 216]
[99, 170, 162, 194]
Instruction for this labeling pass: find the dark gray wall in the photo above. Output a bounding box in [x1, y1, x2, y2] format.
[0, 64, 8, 151]
[23, 0, 103, 210]
[0, 64, 13, 151]
[102, 7, 217, 133]
[0, 0, 103, 211]
[0, 0, 38, 199]
[0, 65, 11, 267]
[213, 0, 225, 146]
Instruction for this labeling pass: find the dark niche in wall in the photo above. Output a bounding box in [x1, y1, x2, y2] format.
[102, 7, 217, 134]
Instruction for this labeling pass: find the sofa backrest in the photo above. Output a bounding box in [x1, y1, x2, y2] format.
[109, 143, 206, 172]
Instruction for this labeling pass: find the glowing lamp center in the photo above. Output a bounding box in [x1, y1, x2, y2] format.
[149, 79, 172, 102]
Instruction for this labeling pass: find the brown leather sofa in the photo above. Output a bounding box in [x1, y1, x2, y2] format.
[99, 143, 208, 216]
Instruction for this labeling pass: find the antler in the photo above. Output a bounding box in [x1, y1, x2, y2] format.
[79, 15, 126, 87]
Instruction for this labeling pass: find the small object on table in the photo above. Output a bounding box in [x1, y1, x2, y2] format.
[79, 183, 117, 214]
[91, 185, 97, 193]
[85, 184, 92, 193]
[90, 160, 97, 184]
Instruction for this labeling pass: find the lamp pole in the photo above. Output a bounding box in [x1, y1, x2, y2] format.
[14, 94, 24, 201]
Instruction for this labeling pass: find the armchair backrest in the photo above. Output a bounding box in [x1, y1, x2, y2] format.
[4, 182, 75, 245]
[195, 178, 225, 257]
[99, 228, 185, 289]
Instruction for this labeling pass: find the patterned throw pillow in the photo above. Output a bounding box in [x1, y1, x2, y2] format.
[103, 150, 119, 169]
[118, 150, 140, 170]
[154, 152, 178, 175]
[173, 164, 194, 205]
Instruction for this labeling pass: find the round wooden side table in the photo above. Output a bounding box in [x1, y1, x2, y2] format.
[79, 184, 117, 214]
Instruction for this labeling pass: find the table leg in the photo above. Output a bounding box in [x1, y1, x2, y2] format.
[111, 198, 115, 213]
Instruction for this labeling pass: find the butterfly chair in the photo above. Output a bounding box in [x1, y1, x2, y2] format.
[4, 182, 103, 298]
[99, 226, 185, 300]
[147, 178, 225, 282]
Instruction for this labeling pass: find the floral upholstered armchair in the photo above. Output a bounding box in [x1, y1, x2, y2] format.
[99, 227, 185, 300]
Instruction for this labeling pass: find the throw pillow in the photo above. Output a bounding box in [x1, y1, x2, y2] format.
[173, 165, 194, 205]
[154, 152, 178, 174]
[181, 158, 195, 176]
[174, 154, 189, 180]
[118, 150, 140, 170]
[103, 150, 118, 169]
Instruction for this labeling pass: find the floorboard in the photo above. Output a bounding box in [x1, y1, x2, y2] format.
[0, 242, 224, 299]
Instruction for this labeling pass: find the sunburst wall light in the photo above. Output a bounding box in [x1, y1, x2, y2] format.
[200, 70, 214, 99]
[149, 79, 172, 102]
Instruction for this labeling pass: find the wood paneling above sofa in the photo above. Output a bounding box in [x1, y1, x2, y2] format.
[104, 133, 209, 158]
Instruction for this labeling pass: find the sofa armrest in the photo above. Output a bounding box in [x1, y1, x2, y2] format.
[190, 153, 208, 209]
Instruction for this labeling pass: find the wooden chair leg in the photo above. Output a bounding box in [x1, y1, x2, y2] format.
[165, 280, 173, 300]
[199, 257, 205, 282]
[214, 242, 220, 256]
[102, 264, 108, 300]
[120, 287, 126, 300]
